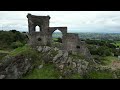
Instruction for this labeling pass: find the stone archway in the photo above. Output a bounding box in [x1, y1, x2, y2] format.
[49, 27, 67, 36]
[49, 27, 67, 48]
[52, 29, 63, 43]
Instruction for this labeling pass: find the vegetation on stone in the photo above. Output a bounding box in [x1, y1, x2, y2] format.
[0, 30, 27, 50]
[85, 71, 113, 79]
[1, 13, 120, 79]
[0, 30, 120, 79]
[22, 64, 61, 79]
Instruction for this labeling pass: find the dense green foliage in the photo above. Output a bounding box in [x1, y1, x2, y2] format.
[0, 30, 28, 50]
[85, 39, 120, 65]
[86, 39, 120, 57]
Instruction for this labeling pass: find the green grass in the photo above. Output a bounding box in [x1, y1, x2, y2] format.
[0, 50, 10, 54]
[111, 41, 120, 47]
[0, 53, 8, 61]
[93, 55, 118, 65]
[65, 73, 83, 79]
[69, 52, 85, 60]
[22, 64, 83, 79]
[85, 71, 113, 79]
[103, 56, 118, 65]
[0, 50, 9, 61]
[115, 41, 120, 47]
[22, 64, 61, 79]
[9, 45, 31, 56]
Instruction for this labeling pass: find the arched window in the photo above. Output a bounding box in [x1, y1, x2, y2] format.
[35, 25, 41, 32]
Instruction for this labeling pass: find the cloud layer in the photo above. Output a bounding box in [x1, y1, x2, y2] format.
[0, 11, 120, 33]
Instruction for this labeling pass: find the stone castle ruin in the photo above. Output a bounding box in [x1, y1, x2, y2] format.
[27, 13, 92, 58]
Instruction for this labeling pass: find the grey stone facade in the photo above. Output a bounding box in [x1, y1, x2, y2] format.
[27, 13, 91, 56]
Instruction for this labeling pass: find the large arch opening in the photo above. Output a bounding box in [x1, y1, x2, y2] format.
[52, 29, 63, 43]
[35, 25, 41, 32]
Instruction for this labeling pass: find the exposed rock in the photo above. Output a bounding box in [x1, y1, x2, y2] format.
[0, 55, 34, 79]
[59, 65, 64, 70]
[38, 65, 43, 69]
[72, 62, 77, 68]
[0, 45, 95, 79]
[59, 76, 63, 79]
[37, 46, 43, 52]
[66, 57, 72, 65]
[0, 75, 5, 79]
[54, 47, 59, 51]
[63, 51, 68, 58]
[61, 51, 68, 64]
[53, 50, 63, 63]
[42, 46, 51, 53]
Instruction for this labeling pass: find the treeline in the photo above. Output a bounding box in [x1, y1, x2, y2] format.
[78, 33, 120, 40]
[85, 39, 120, 57]
[0, 30, 28, 50]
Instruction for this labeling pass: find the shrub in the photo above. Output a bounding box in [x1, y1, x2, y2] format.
[11, 41, 24, 49]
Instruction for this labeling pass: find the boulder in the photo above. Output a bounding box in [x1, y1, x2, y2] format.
[0, 75, 5, 79]
[53, 50, 63, 63]
[59, 64, 64, 70]
[37, 46, 43, 52]
[0, 55, 34, 79]
[42, 46, 51, 52]
[38, 65, 43, 69]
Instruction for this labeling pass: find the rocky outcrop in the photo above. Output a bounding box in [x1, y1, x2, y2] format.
[0, 46, 95, 79]
[0, 55, 34, 79]
[36, 46, 95, 77]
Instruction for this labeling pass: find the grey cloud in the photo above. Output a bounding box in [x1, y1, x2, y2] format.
[0, 11, 120, 33]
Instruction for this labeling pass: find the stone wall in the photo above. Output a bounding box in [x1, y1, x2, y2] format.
[63, 33, 79, 52]
[27, 13, 92, 57]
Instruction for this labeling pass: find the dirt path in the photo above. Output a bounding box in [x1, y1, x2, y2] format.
[109, 60, 120, 70]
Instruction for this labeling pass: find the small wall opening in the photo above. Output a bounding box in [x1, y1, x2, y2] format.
[35, 26, 41, 32]
[76, 46, 80, 49]
[38, 37, 42, 41]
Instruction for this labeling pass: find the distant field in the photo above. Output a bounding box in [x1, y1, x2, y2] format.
[111, 41, 120, 47]
[115, 41, 120, 47]
[52, 33, 62, 38]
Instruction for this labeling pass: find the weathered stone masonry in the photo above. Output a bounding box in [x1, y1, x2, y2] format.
[27, 13, 91, 57]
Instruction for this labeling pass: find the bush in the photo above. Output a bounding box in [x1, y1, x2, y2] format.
[98, 46, 112, 56]
[0, 30, 27, 50]
[11, 41, 24, 49]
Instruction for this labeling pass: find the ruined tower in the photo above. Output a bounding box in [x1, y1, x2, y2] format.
[27, 13, 68, 47]
[27, 13, 51, 46]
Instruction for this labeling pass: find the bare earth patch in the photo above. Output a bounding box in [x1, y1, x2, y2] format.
[109, 60, 120, 70]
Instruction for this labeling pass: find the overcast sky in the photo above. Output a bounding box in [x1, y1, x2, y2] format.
[0, 11, 120, 33]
